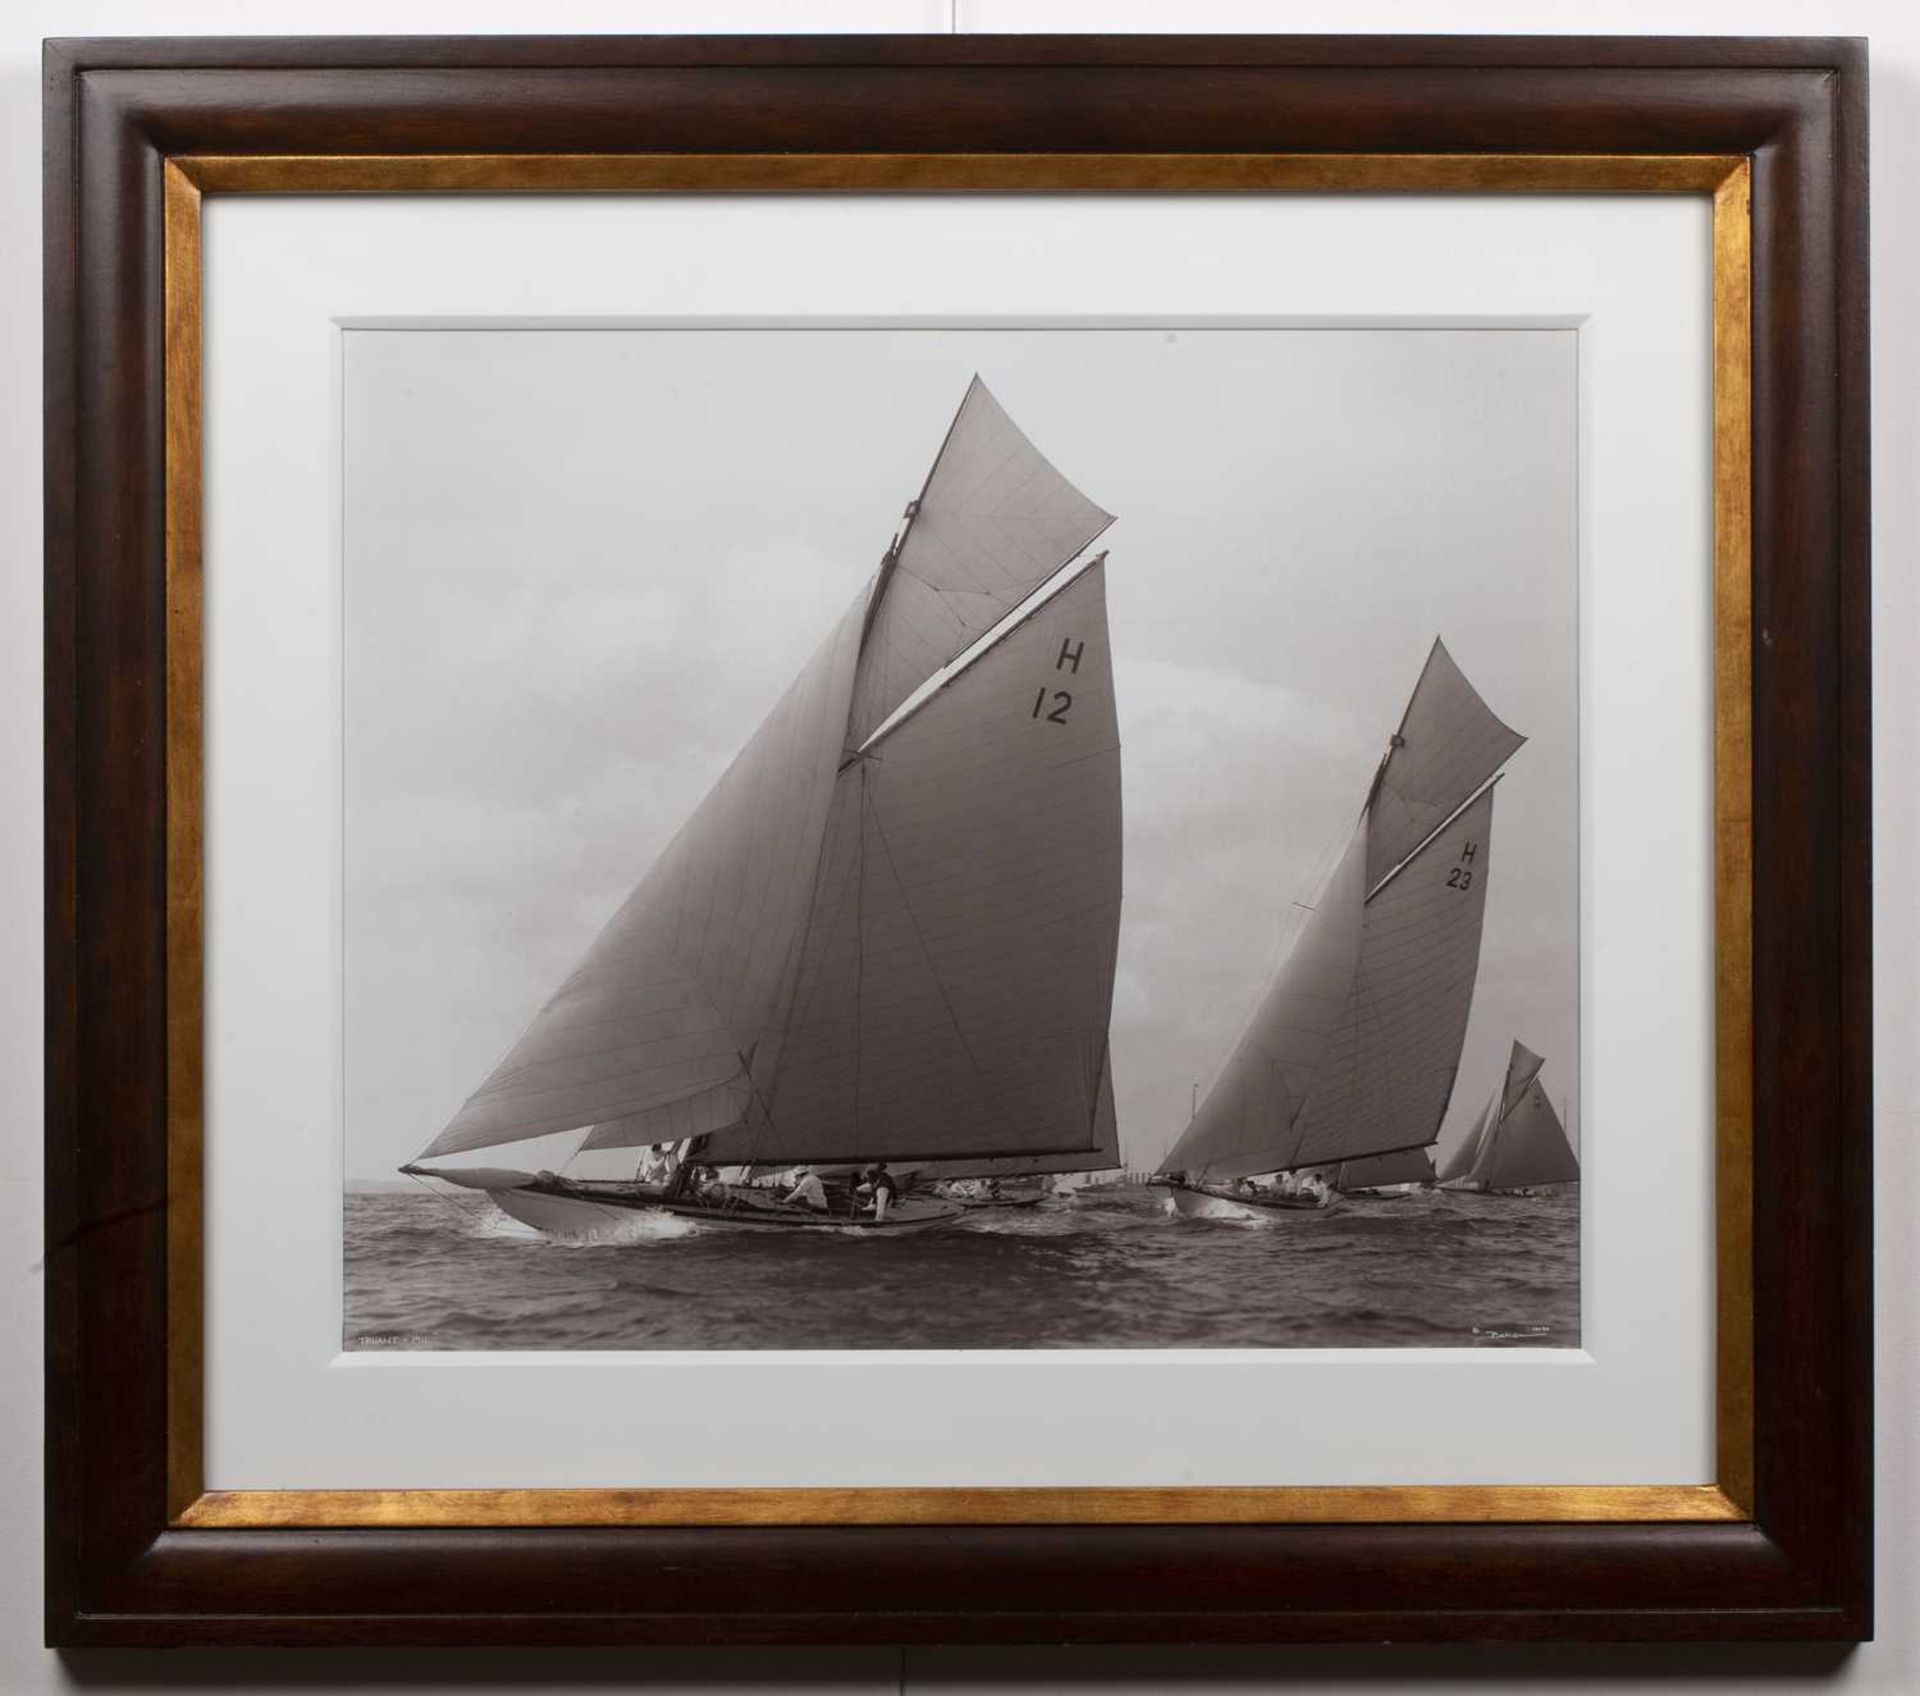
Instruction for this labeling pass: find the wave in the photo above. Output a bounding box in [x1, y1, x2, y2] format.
[343, 1189, 1580, 1351]
[477, 1204, 706, 1247]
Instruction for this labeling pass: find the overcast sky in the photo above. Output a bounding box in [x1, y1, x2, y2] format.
[343, 325, 1578, 1180]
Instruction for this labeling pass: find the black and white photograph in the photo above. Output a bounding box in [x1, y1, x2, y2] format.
[342, 324, 1581, 1351]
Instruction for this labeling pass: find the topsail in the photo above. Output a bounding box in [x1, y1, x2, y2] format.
[847, 376, 1114, 746]
[414, 380, 1119, 1176]
[1159, 640, 1522, 1182]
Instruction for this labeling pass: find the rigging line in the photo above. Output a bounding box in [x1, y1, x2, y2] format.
[758, 733, 864, 1110]
[557, 1124, 595, 1175]
[1088, 1030, 1112, 1138]
[1283, 958, 1377, 1172]
[763, 781, 866, 1120]
[731, 1042, 778, 1177]
[1271, 828, 1346, 972]
[1364, 772, 1503, 904]
[404, 1168, 487, 1227]
[717, 695, 798, 1022]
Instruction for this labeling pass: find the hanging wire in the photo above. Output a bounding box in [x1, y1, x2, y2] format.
[404, 1168, 487, 1227]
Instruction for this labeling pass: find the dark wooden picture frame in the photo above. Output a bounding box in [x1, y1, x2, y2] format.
[43, 34, 1870, 1646]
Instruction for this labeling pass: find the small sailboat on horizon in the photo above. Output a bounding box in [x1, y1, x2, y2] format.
[1438, 1039, 1580, 1195]
[401, 378, 1124, 1237]
[1155, 640, 1525, 1220]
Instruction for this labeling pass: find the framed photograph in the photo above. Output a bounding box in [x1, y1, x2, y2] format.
[43, 34, 1871, 1645]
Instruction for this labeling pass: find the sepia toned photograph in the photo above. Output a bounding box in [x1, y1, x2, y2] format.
[341, 323, 1581, 1351]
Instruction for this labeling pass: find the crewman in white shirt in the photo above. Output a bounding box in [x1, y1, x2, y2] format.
[783, 1166, 828, 1212]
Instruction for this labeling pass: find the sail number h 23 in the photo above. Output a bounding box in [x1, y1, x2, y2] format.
[1446, 840, 1480, 891]
[1031, 636, 1084, 725]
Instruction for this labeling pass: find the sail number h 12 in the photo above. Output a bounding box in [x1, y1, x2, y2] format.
[1031, 636, 1084, 725]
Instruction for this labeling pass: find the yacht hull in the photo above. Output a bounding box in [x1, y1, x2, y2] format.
[483, 1177, 963, 1238]
[1163, 1180, 1334, 1220]
[489, 1183, 657, 1237]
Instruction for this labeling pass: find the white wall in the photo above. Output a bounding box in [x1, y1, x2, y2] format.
[1, 2, 1910, 1690]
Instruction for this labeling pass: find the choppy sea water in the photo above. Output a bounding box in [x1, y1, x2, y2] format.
[343, 1184, 1578, 1351]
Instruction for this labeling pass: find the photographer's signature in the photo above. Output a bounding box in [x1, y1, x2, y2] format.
[1471, 1323, 1555, 1342]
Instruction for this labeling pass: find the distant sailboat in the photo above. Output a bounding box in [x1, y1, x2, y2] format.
[1438, 1040, 1579, 1194]
[402, 379, 1123, 1236]
[1156, 640, 1524, 1219]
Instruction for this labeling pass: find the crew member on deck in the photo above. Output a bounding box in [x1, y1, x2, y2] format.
[783, 1166, 828, 1212]
[857, 1162, 899, 1221]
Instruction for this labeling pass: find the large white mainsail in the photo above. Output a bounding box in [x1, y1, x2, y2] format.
[410, 380, 1118, 1183]
[705, 562, 1121, 1167]
[1439, 1040, 1579, 1189]
[1158, 640, 1522, 1184]
[904, 1059, 1119, 1185]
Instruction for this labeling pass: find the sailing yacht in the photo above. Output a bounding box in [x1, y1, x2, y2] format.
[401, 379, 1124, 1236]
[1438, 1040, 1579, 1193]
[1156, 640, 1524, 1219]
